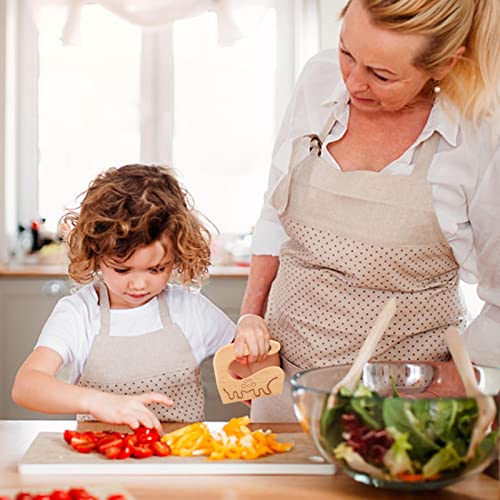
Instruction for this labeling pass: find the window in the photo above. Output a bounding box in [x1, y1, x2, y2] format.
[14, 1, 316, 236]
[172, 10, 276, 233]
[37, 6, 142, 233]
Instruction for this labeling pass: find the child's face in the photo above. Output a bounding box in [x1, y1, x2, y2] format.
[99, 239, 174, 309]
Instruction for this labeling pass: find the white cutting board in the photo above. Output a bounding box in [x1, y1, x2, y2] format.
[18, 427, 335, 475]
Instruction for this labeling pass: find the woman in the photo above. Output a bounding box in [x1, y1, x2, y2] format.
[234, 0, 500, 421]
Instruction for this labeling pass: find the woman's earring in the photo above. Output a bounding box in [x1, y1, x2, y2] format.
[433, 81, 441, 94]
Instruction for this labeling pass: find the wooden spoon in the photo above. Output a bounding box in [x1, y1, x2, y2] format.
[328, 298, 397, 407]
[444, 326, 497, 460]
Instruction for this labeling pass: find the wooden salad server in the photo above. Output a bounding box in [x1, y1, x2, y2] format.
[213, 340, 285, 404]
[444, 326, 497, 459]
[327, 298, 397, 407]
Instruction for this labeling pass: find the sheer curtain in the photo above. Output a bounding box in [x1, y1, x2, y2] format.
[7, 0, 322, 240]
[28, 0, 281, 47]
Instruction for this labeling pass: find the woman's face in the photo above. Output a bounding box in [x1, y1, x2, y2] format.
[339, 0, 432, 113]
[99, 238, 174, 309]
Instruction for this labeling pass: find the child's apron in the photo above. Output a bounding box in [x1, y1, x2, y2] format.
[78, 282, 205, 422]
[251, 110, 465, 422]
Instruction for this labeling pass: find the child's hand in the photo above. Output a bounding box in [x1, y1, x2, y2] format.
[234, 313, 271, 364]
[87, 391, 173, 432]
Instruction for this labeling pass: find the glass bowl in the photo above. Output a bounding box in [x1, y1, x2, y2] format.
[290, 362, 499, 491]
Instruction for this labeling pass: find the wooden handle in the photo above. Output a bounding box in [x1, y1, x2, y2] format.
[445, 326, 497, 459]
[331, 298, 397, 395]
[213, 340, 285, 404]
[445, 326, 479, 397]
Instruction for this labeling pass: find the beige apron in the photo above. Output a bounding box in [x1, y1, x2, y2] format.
[251, 111, 465, 422]
[78, 282, 205, 422]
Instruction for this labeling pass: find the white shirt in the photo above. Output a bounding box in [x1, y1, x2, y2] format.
[36, 283, 235, 383]
[251, 49, 500, 368]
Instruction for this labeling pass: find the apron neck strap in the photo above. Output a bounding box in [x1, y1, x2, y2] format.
[97, 282, 174, 336]
[319, 108, 338, 143]
[307, 108, 338, 156]
[97, 280, 111, 336]
[157, 287, 174, 327]
[411, 132, 440, 181]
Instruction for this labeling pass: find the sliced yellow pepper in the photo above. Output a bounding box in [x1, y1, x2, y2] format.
[161, 416, 294, 460]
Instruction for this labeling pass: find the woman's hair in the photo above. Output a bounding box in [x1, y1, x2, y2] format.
[341, 0, 500, 122]
[60, 164, 212, 286]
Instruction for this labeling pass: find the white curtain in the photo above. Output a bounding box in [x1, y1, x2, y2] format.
[29, 0, 275, 47]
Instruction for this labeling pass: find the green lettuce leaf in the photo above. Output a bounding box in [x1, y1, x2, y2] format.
[350, 395, 384, 429]
[422, 442, 463, 477]
[383, 398, 439, 462]
[383, 427, 414, 477]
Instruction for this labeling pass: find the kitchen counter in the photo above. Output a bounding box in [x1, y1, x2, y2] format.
[0, 263, 249, 278]
[0, 421, 498, 500]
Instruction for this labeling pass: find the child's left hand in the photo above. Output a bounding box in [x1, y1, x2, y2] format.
[233, 313, 271, 364]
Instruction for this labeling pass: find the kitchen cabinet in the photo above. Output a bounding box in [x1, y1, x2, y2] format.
[0, 272, 249, 420]
[0, 277, 69, 420]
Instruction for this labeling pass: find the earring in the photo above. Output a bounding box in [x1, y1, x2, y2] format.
[433, 81, 441, 94]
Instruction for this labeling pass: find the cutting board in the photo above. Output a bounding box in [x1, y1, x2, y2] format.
[18, 424, 335, 476]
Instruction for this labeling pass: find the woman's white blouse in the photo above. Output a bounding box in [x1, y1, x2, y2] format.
[251, 49, 500, 368]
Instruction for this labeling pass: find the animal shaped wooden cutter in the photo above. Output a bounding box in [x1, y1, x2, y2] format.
[213, 340, 285, 404]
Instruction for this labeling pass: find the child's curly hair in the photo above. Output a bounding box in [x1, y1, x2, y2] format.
[60, 164, 212, 286]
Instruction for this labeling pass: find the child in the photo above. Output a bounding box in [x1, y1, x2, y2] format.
[12, 164, 269, 430]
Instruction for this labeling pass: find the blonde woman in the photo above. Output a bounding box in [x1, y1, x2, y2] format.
[12, 164, 240, 429]
[233, 0, 500, 421]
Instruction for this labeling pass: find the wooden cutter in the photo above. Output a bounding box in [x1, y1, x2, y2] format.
[213, 340, 285, 404]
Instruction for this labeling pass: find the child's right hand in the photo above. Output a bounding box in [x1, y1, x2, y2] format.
[87, 391, 173, 432]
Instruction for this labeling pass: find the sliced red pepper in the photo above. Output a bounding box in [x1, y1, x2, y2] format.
[70, 436, 96, 454]
[134, 427, 160, 444]
[118, 445, 133, 459]
[63, 429, 80, 445]
[104, 445, 123, 460]
[67, 489, 91, 500]
[81, 431, 99, 443]
[153, 441, 171, 457]
[398, 472, 440, 482]
[49, 491, 71, 500]
[131, 444, 154, 458]
[123, 434, 138, 447]
[97, 437, 123, 454]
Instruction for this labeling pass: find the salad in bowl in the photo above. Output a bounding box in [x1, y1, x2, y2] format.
[291, 362, 499, 490]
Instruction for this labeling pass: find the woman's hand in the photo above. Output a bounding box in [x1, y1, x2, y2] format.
[233, 313, 271, 364]
[86, 391, 173, 432]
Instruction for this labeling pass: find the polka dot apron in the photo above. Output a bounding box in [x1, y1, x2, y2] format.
[77, 282, 205, 422]
[251, 111, 465, 422]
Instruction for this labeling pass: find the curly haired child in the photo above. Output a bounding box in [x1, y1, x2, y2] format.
[12, 164, 268, 430]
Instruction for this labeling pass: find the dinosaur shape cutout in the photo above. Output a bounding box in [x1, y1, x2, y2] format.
[213, 340, 285, 404]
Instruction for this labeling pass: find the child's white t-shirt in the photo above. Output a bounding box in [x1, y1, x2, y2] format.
[36, 283, 235, 384]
